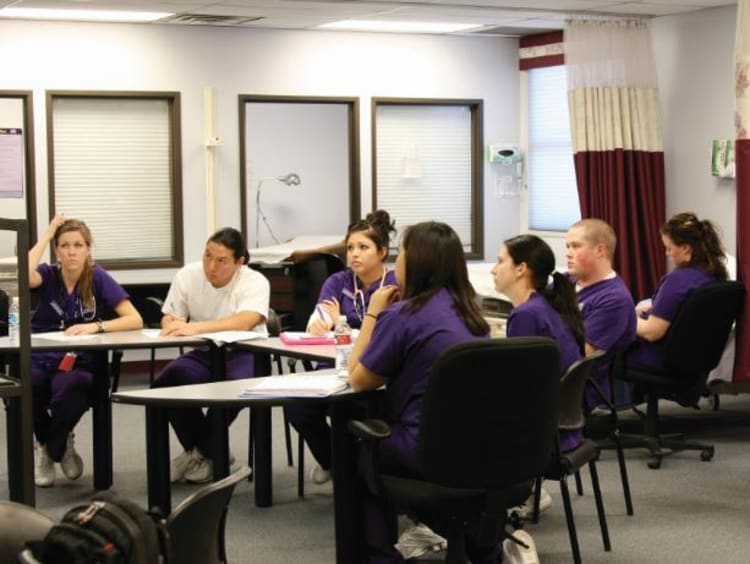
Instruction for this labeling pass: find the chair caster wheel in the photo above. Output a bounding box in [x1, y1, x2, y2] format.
[647, 456, 662, 469]
[700, 448, 714, 461]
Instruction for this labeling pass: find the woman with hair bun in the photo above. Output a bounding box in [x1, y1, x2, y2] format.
[285, 209, 397, 485]
[626, 212, 728, 374]
[28, 215, 143, 487]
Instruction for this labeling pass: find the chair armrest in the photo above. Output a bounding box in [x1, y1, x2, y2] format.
[347, 419, 391, 496]
[347, 419, 392, 441]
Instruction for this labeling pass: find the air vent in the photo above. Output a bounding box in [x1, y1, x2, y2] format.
[163, 13, 265, 26]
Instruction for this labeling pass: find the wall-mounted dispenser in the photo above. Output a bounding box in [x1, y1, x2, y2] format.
[488, 144, 522, 165]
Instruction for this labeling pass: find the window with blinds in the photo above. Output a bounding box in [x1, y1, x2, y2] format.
[48, 93, 183, 269]
[526, 66, 580, 231]
[373, 100, 483, 258]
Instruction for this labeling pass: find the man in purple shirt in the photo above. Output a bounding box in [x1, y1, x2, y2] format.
[566, 219, 637, 408]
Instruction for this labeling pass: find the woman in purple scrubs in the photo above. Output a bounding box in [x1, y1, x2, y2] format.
[348, 221, 491, 564]
[626, 212, 728, 373]
[28, 215, 143, 487]
[285, 210, 397, 485]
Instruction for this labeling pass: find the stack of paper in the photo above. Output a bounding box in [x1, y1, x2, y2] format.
[240, 374, 349, 398]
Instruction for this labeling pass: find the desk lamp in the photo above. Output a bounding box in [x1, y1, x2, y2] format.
[255, 173, 301, 247]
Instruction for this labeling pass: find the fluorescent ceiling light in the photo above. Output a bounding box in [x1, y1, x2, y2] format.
[0, 8, 173, 23]
[318, 20, 481, 34]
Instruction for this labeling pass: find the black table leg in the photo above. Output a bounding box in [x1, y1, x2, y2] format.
[92, 350, 112, 490]
[330, 400, 365, 564]
[252, 405, 273, 507]
[211, 407, 230, 480]
[6, 394, 35, 505]
[146, 405, 171, 515]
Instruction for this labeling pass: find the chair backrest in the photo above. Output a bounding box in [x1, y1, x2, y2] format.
[418, 337, 560, 489]
[662, 280, 745, 378]
[558, 351, 607, 429]
[166, 467, 251, 564]
[266, 307, 282, 337]
[0, 501, 55, 562]
[291, 252, 345, 331]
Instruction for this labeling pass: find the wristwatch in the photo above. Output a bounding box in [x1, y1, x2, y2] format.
[96, 320, 105, 333]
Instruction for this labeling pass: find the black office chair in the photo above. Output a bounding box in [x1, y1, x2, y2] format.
[166, 466, 251, 564]
[582, 350, 635, 517]
[616, 280, 745, 469]
[531, 351, 612, 564]
[289, 252, 345, 332]
[349, 337, 560, 563]
[0, 501, 55, 562]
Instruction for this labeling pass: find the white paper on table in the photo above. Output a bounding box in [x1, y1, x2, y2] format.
[240, 374, 349, 397]
[197, 330, 266, 345]
[140, 329, 162, 338]
[33, 331, 98, 342]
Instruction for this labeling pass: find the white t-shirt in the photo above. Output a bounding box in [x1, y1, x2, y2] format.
[162, 262, 270, 335]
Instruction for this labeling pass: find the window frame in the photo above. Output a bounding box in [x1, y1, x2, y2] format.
[371, 97, 484, 260]
[520, 65, 580, 235]
[0, 90, 37, 246]
[46, 90, 184, 270]
[238, 94, 361, 244]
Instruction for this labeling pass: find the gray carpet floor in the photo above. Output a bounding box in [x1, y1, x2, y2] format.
[3, 369, 750, 563]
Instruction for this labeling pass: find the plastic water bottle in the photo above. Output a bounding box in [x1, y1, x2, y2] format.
[8, 296, 20, 345]
[334, 318, 353, 372]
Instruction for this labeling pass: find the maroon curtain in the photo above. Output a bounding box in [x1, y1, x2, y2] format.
[734, 139, 750, 381]
[574, 149, 666, 299]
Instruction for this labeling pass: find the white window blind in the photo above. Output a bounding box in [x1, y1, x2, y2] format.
[527, 66, 580, 231]
[52, 97, 176, 263]
[375, 104, 473, 250]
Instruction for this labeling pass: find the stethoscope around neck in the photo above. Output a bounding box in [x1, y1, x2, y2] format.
[351, 267, 388, 321]
[51, 267, 97, 329]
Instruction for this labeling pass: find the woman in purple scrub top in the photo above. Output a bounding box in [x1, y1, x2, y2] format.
[285, 210, 397, 485]
[28, 215, 143, 488]
[492, 234, 584, 375]
[348, 221, 492, 564]
[626, 212, 728, 378]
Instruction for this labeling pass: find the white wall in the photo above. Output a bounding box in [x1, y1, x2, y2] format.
[0, 20, 521, 282]
[652, 5, 737, 255]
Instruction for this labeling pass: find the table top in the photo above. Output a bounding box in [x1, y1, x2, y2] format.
[112, 369, 362, 408]
[233, 336, 337, 362]
[0, 330, 206, 352]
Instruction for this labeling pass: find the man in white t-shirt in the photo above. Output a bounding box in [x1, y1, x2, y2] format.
[153, 227, 270, 484]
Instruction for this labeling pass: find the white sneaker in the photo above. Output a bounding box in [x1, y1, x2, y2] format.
[513, 487, 552, 521]
[170, 449, 200, 483]
[502, 529, 540, 564]
[183, 451, 236, 484]
[34, 442, 55, 488]
[394, 522, 447, 560]
[311, 464, 331, 485]
[60, 432, 84, 480]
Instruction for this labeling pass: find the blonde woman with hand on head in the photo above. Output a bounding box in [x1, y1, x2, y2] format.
[29, 215, 143, 488]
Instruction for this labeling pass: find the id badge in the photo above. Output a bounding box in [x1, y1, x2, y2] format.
[58, 352, 77, 372]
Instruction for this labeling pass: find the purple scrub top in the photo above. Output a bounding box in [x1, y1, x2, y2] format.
[626, 267, 715, 372]
[31, 263, 129, 365]
[507, 292, 582, 375]
[317, 268, 397, 329]
[359, 288, 488, 466]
